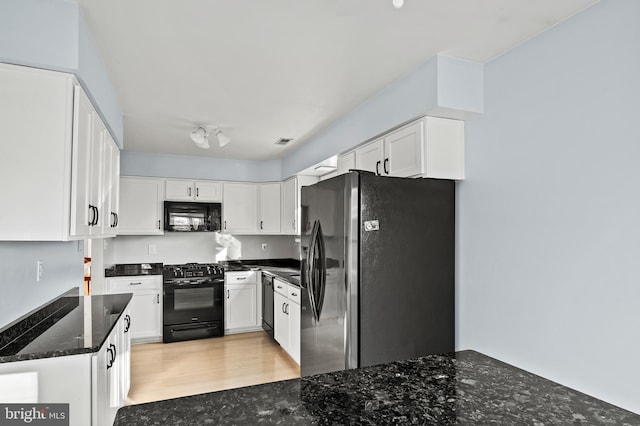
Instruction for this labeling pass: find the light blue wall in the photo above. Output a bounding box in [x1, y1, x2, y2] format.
[0, 241, 83, 329]
[458, 0, 640, 414]
[0, 0, 123, 146]
[0, 0, 78, 71]
[121, 151, 283, 182]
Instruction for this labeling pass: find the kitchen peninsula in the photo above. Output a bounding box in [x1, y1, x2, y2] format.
[114, 350, 639, 425]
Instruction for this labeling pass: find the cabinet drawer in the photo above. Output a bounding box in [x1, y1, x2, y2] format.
[287, 284, 301, 305]
[225, 271, 258, 285]
[106, 276, 162, 292]
[273, 278, 288, 296]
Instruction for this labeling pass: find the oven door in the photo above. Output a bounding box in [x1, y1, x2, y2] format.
[163, 281, 224, 326]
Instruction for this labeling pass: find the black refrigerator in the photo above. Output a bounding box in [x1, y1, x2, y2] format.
[300, 171, 454, 377]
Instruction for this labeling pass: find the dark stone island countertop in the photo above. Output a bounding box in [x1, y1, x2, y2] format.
[0, 288, 132, 363]
[114, 350, 639, 425]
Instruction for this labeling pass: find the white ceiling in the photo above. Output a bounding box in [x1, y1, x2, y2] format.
[75, 0, 597, 161]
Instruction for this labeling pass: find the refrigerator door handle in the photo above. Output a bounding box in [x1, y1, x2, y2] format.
[306, 220, 320, 322]
[315, 221, 327, 320]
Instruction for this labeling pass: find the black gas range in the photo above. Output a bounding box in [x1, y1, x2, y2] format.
[162, 263, 225, 343]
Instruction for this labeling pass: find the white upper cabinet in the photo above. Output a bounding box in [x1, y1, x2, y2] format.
[165, 179, 222, 202]
[352, 116, 464, 180]
[0, 63, 120, 241]
[70, 86, 95, 237]
[223, 183, 258, 233]
[281, 176, 319, 235]
[384, 120, 424, 177]
[222, 182, 284, 235]
[337, 151, 356, 175]
[258, 183, 281, 234]
[102, 134, 121, 236]
[281, 177, 297, 235]
[117, 177, 164, 235]
[355, 139, 384, 175]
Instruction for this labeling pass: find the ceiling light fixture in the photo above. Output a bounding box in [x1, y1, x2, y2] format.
[189, 126, 231, 149]
[213, 128, 231, 147]
[392, 0, 404, 8]
[190, 126, 210, 149]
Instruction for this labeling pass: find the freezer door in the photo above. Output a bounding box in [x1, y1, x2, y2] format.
[358, 174, 455, 367]
[300, 174, 352, 377]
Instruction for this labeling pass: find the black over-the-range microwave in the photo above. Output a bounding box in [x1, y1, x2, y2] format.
[164, 201, 222, 232]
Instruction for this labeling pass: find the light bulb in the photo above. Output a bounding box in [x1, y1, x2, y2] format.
[392, 0, 404, 8]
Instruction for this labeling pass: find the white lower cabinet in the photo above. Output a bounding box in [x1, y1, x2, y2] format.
[92, 305, 131, 426]
[274, 291, 289, 350]
[224, 271, 261, 334]
[273, 278, 300, 364]
[106, 276, 163, 343]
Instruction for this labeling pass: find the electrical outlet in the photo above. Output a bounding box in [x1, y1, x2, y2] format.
[36, 260, 44, 282]
[148, 244, 157, 255]
[261, 243, 267, 251]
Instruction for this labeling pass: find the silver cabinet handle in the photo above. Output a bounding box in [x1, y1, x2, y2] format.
[129, 282, 142, 286]
[227, 290, 230, 299]
[158, 220, 161, 229]
[188, 187, 192, 196]
[237, 277, 247, 280]
[224, 220, 227, 230]
[291, 292, 297, 297]
[157, 293, 160, 304]
[196, 187, 199, 197]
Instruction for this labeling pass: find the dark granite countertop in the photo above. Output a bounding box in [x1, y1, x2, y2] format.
[0, 289, 132, 363]
[105, 262, 163, 277]
[114, 350, 639, 425]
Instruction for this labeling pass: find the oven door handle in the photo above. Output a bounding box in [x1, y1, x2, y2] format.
[163, 282, 222, 290]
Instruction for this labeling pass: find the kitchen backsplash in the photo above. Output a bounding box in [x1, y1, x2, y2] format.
[103, 233, 299, 265]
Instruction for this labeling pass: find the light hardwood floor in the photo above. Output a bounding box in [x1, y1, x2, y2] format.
[126, 331, 300, 405]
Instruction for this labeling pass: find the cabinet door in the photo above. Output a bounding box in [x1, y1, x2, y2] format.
[336, 151, 356, 176]
[165, 180, 194, 200]
[281, 177, 296, 235]
[89, 114, 106, 236]
[70, 86, 94, 237]
[222, 183, 258, 233]
[120, 307, 132, 399]
[118, 177, 164, 235]
[102, 137, 120, 236]
[289, 300, 300, 364]
[225, 284, 257, 331]
[91, 341, 111, 426]
[259, 183, 281, 233]
[128, 292, 162, 342]
[273, 291, 289, 349]
[355, 139, 384, 175]
[195, 181, 222, 202]
[384, 120, 424, 177]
